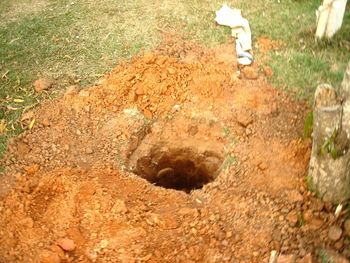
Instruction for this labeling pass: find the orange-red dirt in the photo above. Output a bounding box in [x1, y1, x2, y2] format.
[0, 39, 348, 263]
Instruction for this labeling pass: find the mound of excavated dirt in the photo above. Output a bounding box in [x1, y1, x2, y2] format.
[1, 39, 349, 263]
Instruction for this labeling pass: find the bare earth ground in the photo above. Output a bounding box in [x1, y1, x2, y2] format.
[0, 38, 349, 263]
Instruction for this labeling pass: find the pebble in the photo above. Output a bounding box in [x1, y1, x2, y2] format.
[328, 226, 343, 241]
[39, 250, 61, 263]
[64, 85, 79, 98]
[286, 190, 303, 203]
[57, 238, 76, 251]
[310, 198, 324, 212]
[263, 66, 273, 77]
[78, 90, 90, 97]
[34, 78, 53, 92]
[112, 199, 128, 214]
[50, 245, 65, 258]
[258, 162, 268, 171]
[303, 210, 313, 222]
[135, 86, 145, 95]
[236, 112, 253, 128]
[242, 66, 259, 80]
[85, 147, 94, 154]
[24, 164, 40, 175]
[309, 218, 324, 230]
[334, 239, 344, 250]
[286, 212, 298, 226]
[221, 240, 228, 246]
[42, 118, 50, 127]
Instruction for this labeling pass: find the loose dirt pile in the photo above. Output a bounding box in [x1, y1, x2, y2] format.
[1, 39, 349, 263]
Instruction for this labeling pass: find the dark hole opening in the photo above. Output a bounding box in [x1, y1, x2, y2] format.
[133, 146, 223, 193]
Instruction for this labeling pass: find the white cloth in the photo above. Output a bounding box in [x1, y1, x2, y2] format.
[215, 4, 252, 51]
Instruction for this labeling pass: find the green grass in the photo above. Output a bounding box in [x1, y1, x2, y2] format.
[316, 249, 334, 263]
[0, 0, 349, 160]
[303, 111, 313, 139]
[221, 155, 237, 170]
[253, 1, 350, 99]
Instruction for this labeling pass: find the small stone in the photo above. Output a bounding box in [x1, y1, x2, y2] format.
[236, 112, 253, 128]
[57, 238, 76, 251]
[167, 67, 176, 75]
[344, 220, 350, 236]
[303, 210, 313, 223]
[78, 89, 90, 97]
[42, 118, 50, 127]
[50, 245, 65, 258]
[309, 218, 323, 230]
[158, 215, 179, 230]
[100, 239, 109, 249]
[67, 227, 86, 246]
[39, 250, 61, 263]
[34, 78, 54, 92]
[286, 212, 298, 226]
[64, 85, 79, 98]
[24, 164, 40, 175]
[277, 254, 296, 263]
[143, 109, 153, 119]
[242, 66, 259, 80]
[22, 217, 34, 228]
[263, 66, 273, 77]
[334, 239, 344, 250]
[225, 231, 233, 239]
[311, 198, 324, 212]
[112, 199, 128, 214]
[258, 162, 268, 171]
[286, 190, 303, 203]
[157, 168, 175, 179]
[85, 147, 93, 154]
[328, 226, 343, 241]
[135, 86, 144, 95]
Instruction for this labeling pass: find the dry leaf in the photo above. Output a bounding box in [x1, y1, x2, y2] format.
[0, 119, 7, 134]
[29, 119, 36, 130]
[21, 111, 34, 122]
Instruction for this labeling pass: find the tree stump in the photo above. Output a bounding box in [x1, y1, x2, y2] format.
[308, 62, 350, 203]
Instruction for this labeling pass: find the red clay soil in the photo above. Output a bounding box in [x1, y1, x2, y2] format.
[0, 39, 349, 263]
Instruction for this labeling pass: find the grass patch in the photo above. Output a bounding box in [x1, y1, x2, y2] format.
[221, 155, 237, 170]
[255, 1, 350, 99]
[303, 111, 313, 139]
[297, 213, 305, 228]
[305, 174, 316, 193]
[316, 249, 334, 263]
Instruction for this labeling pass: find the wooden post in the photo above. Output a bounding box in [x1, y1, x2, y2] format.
[308, 62, 350, 203]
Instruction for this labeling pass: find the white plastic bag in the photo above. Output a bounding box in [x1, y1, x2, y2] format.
[215, 4, 245, 28]
[215, 4, 253, 65]
[316, 0, 348, 39]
